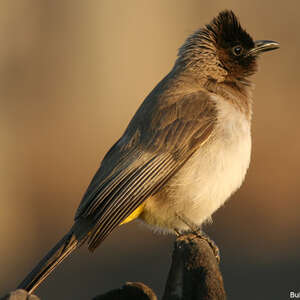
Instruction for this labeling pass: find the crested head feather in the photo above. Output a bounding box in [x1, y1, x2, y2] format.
[176, 10, 257, 80]
[207, 10, 254, 50]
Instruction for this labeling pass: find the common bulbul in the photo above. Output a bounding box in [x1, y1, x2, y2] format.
[17, 10, 279, 293]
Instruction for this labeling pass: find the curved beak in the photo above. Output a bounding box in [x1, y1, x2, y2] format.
[248, 40, 280, 56]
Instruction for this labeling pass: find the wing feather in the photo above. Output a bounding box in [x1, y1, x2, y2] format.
[88, 154, 177, 249]
[74, 90, 217, 250]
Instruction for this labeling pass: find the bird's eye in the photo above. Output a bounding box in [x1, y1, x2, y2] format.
[232, 45, 243, 56]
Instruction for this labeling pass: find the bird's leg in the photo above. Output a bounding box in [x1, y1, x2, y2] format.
[174, 228, 181, 237]
[175, 213, 220, 263]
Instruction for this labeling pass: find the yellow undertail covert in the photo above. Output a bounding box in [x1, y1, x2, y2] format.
[119, 202, 146, 225]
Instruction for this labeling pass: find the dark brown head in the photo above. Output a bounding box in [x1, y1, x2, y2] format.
[177, 10, 279, 82]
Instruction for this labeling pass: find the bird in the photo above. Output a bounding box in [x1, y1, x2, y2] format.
[17, 10, 279, 294]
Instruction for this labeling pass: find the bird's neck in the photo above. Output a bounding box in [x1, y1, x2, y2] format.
[173, 65, 253, 119]
[204, 77, 253, 120]
[163, 65, 253, 120]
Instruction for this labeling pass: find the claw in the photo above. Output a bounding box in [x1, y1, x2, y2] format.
[175, 213, 221, 263]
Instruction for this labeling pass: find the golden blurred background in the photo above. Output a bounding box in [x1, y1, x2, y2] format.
[0, 1, 299, 299]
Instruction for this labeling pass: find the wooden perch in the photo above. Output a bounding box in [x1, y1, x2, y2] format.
[2, 233, 226, 300]
[0, 289, 39, 300]
[92, 282, 157, 300]
[162, 233, 226, 300]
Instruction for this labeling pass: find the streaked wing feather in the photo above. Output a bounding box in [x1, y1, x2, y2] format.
[75, 90, 217, 251]
[88, 153, 177, 250]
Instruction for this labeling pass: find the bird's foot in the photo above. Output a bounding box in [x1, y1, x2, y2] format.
[175, 214, 220, 263]
[194, 230, 220, 263]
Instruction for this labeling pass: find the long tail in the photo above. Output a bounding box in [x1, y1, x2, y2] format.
[17, 230, 79, 294]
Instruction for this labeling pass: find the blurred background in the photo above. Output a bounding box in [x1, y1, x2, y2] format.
[0, 1, 299, 299]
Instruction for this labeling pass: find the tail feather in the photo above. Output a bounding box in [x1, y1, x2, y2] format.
[17, 231, 78, 294]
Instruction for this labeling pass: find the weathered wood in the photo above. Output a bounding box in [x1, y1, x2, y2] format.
[163, 233, 226, 300]
[0, 289, 40, 300]
[93, 282, 157, 300]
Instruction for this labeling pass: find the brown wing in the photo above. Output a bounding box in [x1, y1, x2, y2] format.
[75, 90, 217, 251]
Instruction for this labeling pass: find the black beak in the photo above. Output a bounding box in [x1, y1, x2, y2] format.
[248, 40, 280, 56]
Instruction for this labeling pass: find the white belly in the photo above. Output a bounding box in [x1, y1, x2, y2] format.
[141, 98, 252, 232]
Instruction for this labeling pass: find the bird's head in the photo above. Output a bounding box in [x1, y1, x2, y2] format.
[177, 10, 279, 83]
